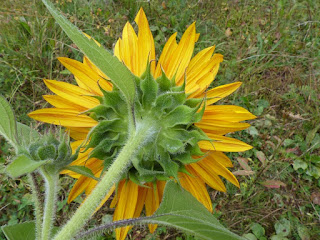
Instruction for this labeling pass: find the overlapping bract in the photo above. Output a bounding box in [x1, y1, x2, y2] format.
[29, 8, 256, 240]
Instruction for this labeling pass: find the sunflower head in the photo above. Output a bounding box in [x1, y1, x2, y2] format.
[84, 64, 210, 184]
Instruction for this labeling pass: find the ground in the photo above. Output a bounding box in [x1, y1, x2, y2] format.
[0, 0, 319, 239]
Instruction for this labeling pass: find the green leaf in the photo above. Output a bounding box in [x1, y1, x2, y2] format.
[64, 165, 99, 181]
[1, 221, 35, 240]
[0, 95, 18, 149]
[274, 218, 290, 237]
[146, 181, 244, 240]
[6, 155, 49, 178]
[16, 122, 40, 146]
[243, 233, 257, 240]
[250, 223, 265, 238]
[41, 0, 136, 105]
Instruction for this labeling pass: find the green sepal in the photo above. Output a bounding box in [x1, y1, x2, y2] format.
[140, 64, 158, 110]
[155, 91, 186, 113]
[63, 166, 99, 181]
[192, 99, 206, 123]
[6, 154, 50, 178]
[171, 75, 186, 92]
[156, 70, 172, 92]
[156, 147, 180, 180]
[174, 153, 200, 165]
[185, 98, 203, 108]
[159, 134, 185, 154]
[163, 105, 195, 127]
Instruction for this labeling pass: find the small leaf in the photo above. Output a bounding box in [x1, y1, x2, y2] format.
[261, 180, 286, 189]
[0, 95, 18, 149]
[6, 155, 49, 178]
[242, 233, 257, 240]
[293, 159, 308, 171]
[306, 125, 320, 146]
[64, 165, 99, 181]
[16, 122, 40, 146]
[274, 218, 290, 237]
[236, 157, 252, 171]
[1, 221, 35, 240]
[250, 223, 265, 238]
[255, 151, 266, 166]
[41, 0, 136, 105]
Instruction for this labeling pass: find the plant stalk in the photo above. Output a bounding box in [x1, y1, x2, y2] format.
[40, 168, 58, 240]
[28, 173, 43, 240]
[53, 124, 152, 240]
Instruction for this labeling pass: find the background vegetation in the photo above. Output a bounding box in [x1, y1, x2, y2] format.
[0, 0, 319, 239]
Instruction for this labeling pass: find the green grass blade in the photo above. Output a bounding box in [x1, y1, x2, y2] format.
[41, 0, 136, 105]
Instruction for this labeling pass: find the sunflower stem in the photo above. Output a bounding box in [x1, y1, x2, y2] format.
[53, 121, 153, 240]
[28, 173, 43, 240]
[40, 168, 58, 240]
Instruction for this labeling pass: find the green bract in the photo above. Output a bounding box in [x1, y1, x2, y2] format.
[85, 66, 211, 184]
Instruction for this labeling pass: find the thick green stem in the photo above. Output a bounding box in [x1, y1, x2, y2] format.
[28, 173, 43, 240]
[41, 168, 58, 240]
[53, 124, 152, 240]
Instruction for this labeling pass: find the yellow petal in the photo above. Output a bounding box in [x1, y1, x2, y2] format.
[179, 169, 213, 211]
[43, 95, 86, 111]
[187, 163, 226, 192]
[154, 33, 178, 78]
[205, 82, 242, 105]
[203, 105, 256, 122]
[135, 8, 156, 76]
[205, 151, 233, 168]
[120, 22, 138, 74]
[199, 135, 253, 152]
[166, 23, 197, 83]
[68, 175, 91, 203]
[83, 56, 111, 87]
[133, 186, 148, 218]
[186, 53, 223, 94]
[67, 127, 90, 141]
[43, 80, 99, 109]
[114, 39, 121, 61]
[196, 120, 250, 135]
[58, 57, 110, 95]
[114, 180, 139, 240]
[187, 46, 215, 71]
[199, 155, 240, 188]
[28, 108, 98, 127]
[145, 183, 160, 233]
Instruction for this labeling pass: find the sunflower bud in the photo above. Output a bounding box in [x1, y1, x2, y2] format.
[28, 131, 75, 170]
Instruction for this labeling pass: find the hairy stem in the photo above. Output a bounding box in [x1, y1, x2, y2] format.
[41, 169, 58, 240]
[53, 123, 152, 240]
[28, 173, 43, 240]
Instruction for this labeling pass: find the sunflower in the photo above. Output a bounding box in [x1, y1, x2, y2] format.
[29, 8, 255, 240]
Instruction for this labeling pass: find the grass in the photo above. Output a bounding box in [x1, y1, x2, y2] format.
[0, 0, 319, 239]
